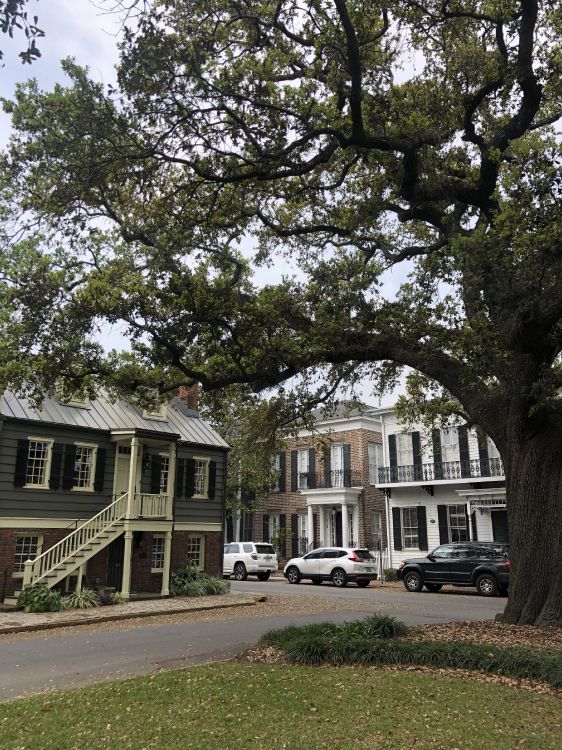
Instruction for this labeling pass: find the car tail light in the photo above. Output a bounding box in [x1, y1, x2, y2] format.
[505, 560, 510, 568]
[348, 552, 362, 562]
[251, 553, 258, 560]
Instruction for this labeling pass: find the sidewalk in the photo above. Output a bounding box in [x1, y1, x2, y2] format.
[0, 593, 257, 635]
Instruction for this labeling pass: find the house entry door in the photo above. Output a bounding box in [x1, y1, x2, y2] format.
[335, 511, 342, 547]
[491, 510, 509, 543]
[107, 535, 125, 590]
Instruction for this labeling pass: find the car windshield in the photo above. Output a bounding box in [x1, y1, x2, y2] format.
[353, 549, 374, 560]
[255, 544, 275, 555]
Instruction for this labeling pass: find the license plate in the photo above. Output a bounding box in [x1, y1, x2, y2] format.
[363, 566, 374, 572]
[264, 556, 272, 560]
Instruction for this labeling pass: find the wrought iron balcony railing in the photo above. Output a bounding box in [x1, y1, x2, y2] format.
[297, 469, 363, 490]
[377, 457, 504, 484]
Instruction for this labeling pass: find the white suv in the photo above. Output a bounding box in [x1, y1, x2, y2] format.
[283, 547, 377, 587]
[223, 542, 278, 581]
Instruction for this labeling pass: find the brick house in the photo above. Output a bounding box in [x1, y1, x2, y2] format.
[228, 404, 387, 561]
[0, 387, 228, 603]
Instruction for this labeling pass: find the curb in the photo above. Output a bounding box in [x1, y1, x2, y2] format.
[0, 598, 257, 636]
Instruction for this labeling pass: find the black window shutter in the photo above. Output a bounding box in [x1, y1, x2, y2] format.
[49, 442, 64, 490]
[417, 506, 428, 550]
[175, 458, 185, 498]
[62, 445, 77, 490]
[458, 427, 470, 477]
[290, 450, 298, 492]
[279, 513, 286, 557]
[185, 458, 196, 498]
[14, 439, 30, 487]
[343, 444, 351, 487]
[437, 504, 449, 544]
[388, 435, 397, 481]
[93, 447, 106, 493]
[412, 432, 422, 479]
[262, 514, 270, 543]
[290, 514, 298, 557]
[307, 448, 316, 488]
[477, 431, 490, 477]
[323, 448, 332, 488]
[278, 452, 286, 493]
[432, 429, 443, 479]
[150, 454, 162, 493]
[392, 507, 402, 551]
[208, 461, 217, 499]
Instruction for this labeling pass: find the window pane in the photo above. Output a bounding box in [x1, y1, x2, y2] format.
[152, 536, 165, 569]
[159, 455, 170, 493]
[14, 536, 39, 573]
[194, 460, 208, 496]
[26, 441, 50, 486]
[74, 446, 95, 488]
[448, 504, 468, 542]
[401, 506, 418, 548]
[187, 536, 203, 567]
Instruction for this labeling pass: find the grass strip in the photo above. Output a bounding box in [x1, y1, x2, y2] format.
[260, 617, 562, 688]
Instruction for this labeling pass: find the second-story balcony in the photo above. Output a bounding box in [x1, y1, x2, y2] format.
[296, 469, 363, 491]
[377, 457, 504, 485]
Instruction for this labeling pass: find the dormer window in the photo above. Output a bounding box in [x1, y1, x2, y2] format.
[143, 403, 168, 421]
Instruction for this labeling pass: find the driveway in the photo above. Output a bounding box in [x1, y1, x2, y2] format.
[0, 583, 504, 702]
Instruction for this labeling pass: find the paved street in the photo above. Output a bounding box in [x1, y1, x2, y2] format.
[0, 580, 505, 702]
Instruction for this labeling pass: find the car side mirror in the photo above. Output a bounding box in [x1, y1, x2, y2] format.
[427, 555, 435, 561]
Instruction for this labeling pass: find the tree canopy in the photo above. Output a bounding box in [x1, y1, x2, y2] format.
[1, 0, 562, 624]
[0, 1, 43, 64]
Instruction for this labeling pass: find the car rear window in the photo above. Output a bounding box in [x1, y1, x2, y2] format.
[353, 549, 374, 560]
[255, 544, 275, 555]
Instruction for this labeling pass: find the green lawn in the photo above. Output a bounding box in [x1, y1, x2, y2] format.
[0, 664, 560, 750]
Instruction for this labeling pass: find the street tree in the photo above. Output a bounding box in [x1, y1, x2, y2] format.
[0, 1, 561, 626]
[0, 0, 43, 64]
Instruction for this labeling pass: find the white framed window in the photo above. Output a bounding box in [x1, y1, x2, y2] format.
[368, 442, 383, 484]
[331, 444, 344, 488]
[151, 535, 165, 571]
[13, 535, 43, 575]
[297, 448, 309, 490]
[401, 507, 419, 549]
[440, 427, 459, 463]
[372, 511, 382, 548]
[396, 433, 413, 466]
[73, 444, 97, 491]
[159, 454, 170, 493]
[187, 535, 204, 568]
[25, 438, 53, 489]
[448, 504, 468, 542]
[193, 457, 210, 497]
[269, 513, 280, 542]
[143, 403, 168, 421]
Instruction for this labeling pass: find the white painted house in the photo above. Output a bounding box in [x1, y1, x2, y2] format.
[369, 408, 507, 569]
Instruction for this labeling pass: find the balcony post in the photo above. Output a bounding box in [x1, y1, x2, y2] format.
[341, 502, 349, 547]
[127, 437, 140, 519]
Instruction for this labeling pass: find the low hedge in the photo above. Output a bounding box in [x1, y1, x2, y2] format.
[260, 616, 562, 689]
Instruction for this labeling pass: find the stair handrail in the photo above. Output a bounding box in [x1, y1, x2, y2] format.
[23, 492, 129, 587]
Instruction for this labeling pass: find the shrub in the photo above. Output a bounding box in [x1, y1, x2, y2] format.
[17, 585, 62, 613]
[61, 587, 100, 610]
[170, 560, 230, 597]
[383, 568, 398, 582]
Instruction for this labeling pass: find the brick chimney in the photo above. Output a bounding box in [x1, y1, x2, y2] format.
[178, 384, 200, 411]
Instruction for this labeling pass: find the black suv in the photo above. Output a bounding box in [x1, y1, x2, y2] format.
[397, 541, 509, 597]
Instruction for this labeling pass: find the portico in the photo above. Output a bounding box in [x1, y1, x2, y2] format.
[301, 486, 362, 548]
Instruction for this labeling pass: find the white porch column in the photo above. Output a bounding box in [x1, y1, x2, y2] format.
[352, 506, 359, 547]
[318, 505, 326, 547]
[160, 530, 173, 596]
[127, 437, 140, 519]
[167, 442, 176, 520]
[121, 531, 133, 599]
[341, 502, 349, 547]
[307, 503, 314, 548]
[76, 563, 85, 592]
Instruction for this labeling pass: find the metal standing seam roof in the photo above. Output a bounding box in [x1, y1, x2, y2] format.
[1, 391, 229, 449]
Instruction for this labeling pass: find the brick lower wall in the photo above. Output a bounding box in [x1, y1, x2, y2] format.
[0, 528, 69, 599]
[171, 530, 222, 577]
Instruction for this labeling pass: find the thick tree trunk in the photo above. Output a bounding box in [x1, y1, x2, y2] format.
[500, 431, 562, 626]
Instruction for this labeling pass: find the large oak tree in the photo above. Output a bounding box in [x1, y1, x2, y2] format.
[1, 1, 561, 625]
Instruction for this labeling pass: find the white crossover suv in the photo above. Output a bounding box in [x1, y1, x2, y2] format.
[223, 542, 278, 581]
[283, 547, 378, 587]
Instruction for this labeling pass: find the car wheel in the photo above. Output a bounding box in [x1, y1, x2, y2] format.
[233, 563, 247, 581]
[424, 583, 443, 593]
[312, 579, 322, 585]
[356, 579, 370, 588]
[256, 572, 270, 582]
[286, 566, 301, 584]
[331, 568, 348, 588]
[403, 570, 423, 592]
[476, 573, 498, 596]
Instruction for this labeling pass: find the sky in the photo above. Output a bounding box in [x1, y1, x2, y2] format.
[1, 0, 407, 408]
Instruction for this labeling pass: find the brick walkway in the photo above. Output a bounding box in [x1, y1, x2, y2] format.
[0, 593, 257, 635]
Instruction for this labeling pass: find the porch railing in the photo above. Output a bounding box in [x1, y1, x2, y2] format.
[132, 493, 171, 519]
[298, 469, 363, 491]
[377, 457, 504, 484]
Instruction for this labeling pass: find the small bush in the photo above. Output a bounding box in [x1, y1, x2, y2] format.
[383, 568, 398, 582]
[61, 587, 100, 610]
[170, 560, 230, 597]
[17, 585, 62, 613]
